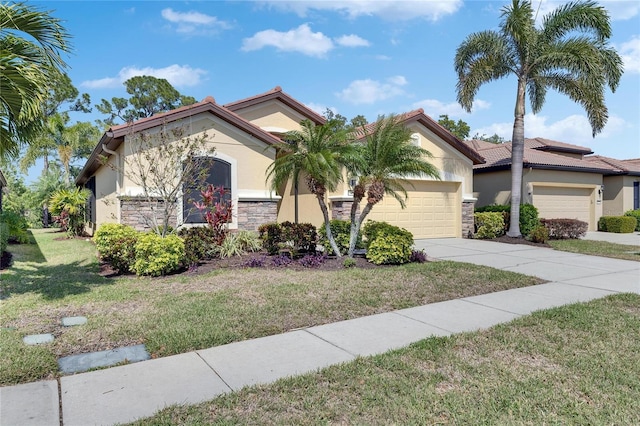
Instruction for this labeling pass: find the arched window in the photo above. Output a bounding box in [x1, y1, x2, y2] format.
[183, 157, 232, 223]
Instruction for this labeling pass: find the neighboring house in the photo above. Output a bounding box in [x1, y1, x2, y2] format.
[76, 88, 483, 238]
[465, 137, 621, 231]
[584, 155, 640, 215]
[0, 168, 6, 212]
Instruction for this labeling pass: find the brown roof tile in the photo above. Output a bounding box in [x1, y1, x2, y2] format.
[525, 137, 593, 154]
[584, 155, 640, 175]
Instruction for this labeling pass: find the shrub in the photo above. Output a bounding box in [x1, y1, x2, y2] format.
[474, 212, 505, 239]
[0, 211, 30, 243]
[410, 249, 428, 263]
[243, 256, 267, 268]
[598, 216, 636, 234]
[132, 233, 185, 276]
[49, 187, 90, 237]
[93, 224, 139, 273]
[218, 233, 246, 259]
[271, 253, 293, 267]
[366, 234, 412, 265]
[519, 204, 540, 236]
[298, 253, 327, 268]
[527, 225, 549, 244]
[0, 223, 8, 253]
[260, 222, 318, 255]
[542, 218, 588, 239]
[342, 257, 356, 268]
[258, 223, 282, 255]
[624, 209, 640, 232]
[235, 230, 262, 252]
[318, 220, 361, 255]
[362, 221, 412, 249]
[193, 185, 233, 245]
[178, 227, 218, 267]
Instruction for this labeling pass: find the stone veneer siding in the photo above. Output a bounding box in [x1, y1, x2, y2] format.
[237, 201, 278, 231]
[120, 198, 177, 231]
[331, 199, 357, 221]
[462, 200, 475, 238]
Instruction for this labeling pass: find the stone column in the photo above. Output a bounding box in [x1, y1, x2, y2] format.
[462, 200, 476, 238]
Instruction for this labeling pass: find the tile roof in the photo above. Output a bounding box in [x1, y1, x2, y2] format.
[223, 86, 325, 125]
[524, 137, 593, 154]
[463, 140, 615, 174]
[584, 155, 640, 175]
[354, 109, 484, 165]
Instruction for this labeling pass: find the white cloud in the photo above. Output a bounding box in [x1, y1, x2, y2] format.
[618, 35, 640, 73]
[472, 113, 627, 143]
[242, 24, 334, 57]
[413, 98, 490, 118]
[81, 64, 207, 89]
[306, 103, 335, 116]
[335, 34, 370, 47]
[161, 8, 231, 34]
[375, 54, 391, 60]
[259, 0, 463, 21]
[336, 76, 407, 105]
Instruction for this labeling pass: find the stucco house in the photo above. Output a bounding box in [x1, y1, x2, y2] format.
[76, 87, 483, 239]
[464, 137, 637, 231]
[584, 155, 640, 215]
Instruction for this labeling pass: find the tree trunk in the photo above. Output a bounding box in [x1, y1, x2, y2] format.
[507, 78, 527, 238]
[348, 202, 374, 257]
[316, 194, 342, 257]
[347, 198, 361, 257]
[294, 176, 299, 224]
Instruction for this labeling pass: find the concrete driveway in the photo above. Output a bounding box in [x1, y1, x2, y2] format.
[583, 231, 640, 246]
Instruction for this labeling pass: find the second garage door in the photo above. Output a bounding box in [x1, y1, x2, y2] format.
[533, 186, 593, 229]
[366, 181, 460, 238]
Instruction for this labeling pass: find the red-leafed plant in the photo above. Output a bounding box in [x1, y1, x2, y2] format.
[193, 185, 232, 244]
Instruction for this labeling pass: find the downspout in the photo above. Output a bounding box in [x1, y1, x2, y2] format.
[102, 144, 122, 222]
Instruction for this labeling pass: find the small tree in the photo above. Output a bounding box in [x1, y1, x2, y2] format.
[437, 114, 470, 140]
[107, 120, 215, 237]
[347, 115, 440, 257]
[49, 187, 90, 237]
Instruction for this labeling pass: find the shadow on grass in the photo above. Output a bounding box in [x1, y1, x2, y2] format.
[1, 259, 113, 300]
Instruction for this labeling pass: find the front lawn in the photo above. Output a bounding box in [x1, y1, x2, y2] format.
[132, 294, 640, 425]
[549, 239, 640, 261]
[0, 229, 543, 386]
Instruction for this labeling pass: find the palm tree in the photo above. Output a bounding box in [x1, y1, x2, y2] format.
[455, 0, 623, 237]
[347, 115, 439, 257]
[266, 119, 355, 257]
[0, 2, 71, 158]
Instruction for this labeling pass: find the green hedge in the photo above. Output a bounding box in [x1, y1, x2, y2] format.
[474, 204, 539, 236]
[0, 211, 30, 244]
[364, 221, 414, 265]
[362, 220, 411, 249]
[624, 209, 640, 232]
[93, 224, 139, 273]
[318, 220, 362, 255]
[598, 216, 636, 234]
[474, 212, 505, 239]
[132, 233, 185, 276]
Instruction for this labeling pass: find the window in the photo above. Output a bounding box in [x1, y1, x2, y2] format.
[183, 157, 232, 223]
[634, 181, 639, 210]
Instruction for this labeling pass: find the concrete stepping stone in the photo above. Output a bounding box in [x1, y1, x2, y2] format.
[61, 316, 87, 326]
[23, 333, 54, 345]
[58, 344, 150, 374]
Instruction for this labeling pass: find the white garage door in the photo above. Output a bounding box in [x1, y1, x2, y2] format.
[533, 186, 593, 229]
[366, 181, 460, 238]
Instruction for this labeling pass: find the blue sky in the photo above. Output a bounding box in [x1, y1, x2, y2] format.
[29, 0, 640, 181]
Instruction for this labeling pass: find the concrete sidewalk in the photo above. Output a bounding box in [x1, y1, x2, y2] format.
[2, 239, 639, 426]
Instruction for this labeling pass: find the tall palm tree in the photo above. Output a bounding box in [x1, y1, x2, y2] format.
[455, 0, 623, 237]
[347, 115, 439, 257]
[266, 119, 354, 257]
[0, 2, 71, 158]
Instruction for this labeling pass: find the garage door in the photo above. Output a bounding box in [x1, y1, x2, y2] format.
[533, 186, 593, 229]
[366, 181, 460, 238]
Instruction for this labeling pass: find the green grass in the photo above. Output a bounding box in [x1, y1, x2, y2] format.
[0, 229, 544, 386]
[549, 239, 640, 261]
[131, 294, 640, 425]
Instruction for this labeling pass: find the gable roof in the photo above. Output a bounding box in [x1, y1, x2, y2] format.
[76, 96, 284, 185]
[354, 109, 484, 165]
[224, 86, 326, 125]
[464, 139, 614, 174]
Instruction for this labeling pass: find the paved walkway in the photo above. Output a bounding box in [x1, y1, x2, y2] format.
[2, 238, 639, 426]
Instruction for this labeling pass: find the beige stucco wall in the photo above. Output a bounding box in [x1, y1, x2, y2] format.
[473, 170, 512, 207]
[94, 144, 122, 227]
[603, 175, 639, 215]
[232, 100, 307, 134]
[276, 177, 326, 226]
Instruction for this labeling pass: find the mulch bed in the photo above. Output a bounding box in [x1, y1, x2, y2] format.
[489, 235, 551, 248]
